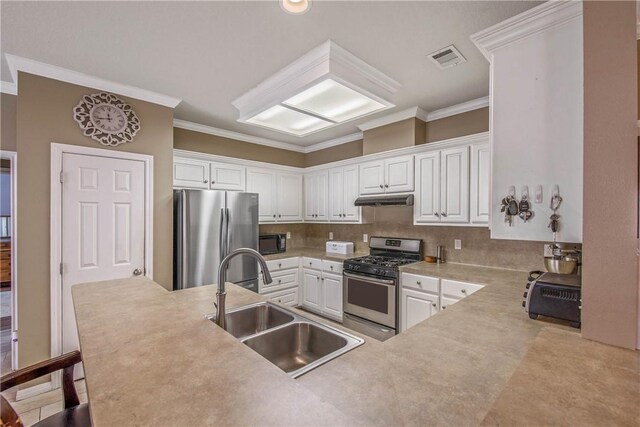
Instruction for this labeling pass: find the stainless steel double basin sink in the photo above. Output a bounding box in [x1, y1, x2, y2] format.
[209, 302, 364, 378]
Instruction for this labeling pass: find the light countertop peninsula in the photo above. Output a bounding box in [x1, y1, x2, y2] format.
[73, 256, 639, 426]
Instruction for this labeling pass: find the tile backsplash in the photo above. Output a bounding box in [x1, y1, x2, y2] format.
[260, 206, 549, 271]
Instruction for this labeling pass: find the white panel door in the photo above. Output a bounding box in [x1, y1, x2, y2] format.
[440, 147, 469, 223]
[62, 153, 146, 357]
[321, 273, 343, 320]
[385, 155, 414, 193]
[359, 160, 385, 195]
[210, 162, 245, 191]
[277, 173, 303, 222]
[302, 269, 322, 312]
[315, 172, 329, 221]
[304, 174, 317, 221]
[173, 158, 209, 189]
[247, 168, 278, 222]
[470, 144, 490, 224]
[401, 288, 439, 331]
[342, 165, 360, 221]
[415, 152, 441, 223]
[328, 168, 344, 221]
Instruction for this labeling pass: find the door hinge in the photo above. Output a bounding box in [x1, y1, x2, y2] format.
[59, 263, 63, 275]
[59, 171, 64, 183]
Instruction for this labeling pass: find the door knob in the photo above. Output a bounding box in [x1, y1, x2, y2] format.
[133, 268, 143, 276]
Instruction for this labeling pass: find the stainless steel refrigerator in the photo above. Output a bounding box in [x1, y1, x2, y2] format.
[173, 189, 259, 292]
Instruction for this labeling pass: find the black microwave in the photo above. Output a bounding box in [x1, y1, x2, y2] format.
[259, 233, 286, 255]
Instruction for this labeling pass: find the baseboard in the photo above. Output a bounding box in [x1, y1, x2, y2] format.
[15, 381, 53, 401]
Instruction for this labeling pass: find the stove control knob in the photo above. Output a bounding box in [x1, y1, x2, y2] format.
[373, 269, 380, 275]
[523, 292, 528, 299]
[380, 270, 386, 276]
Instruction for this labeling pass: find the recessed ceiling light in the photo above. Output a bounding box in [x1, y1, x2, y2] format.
[246, 105, 332, 136]
[283, 79, 387, 123]
[280, 0, 311, 15]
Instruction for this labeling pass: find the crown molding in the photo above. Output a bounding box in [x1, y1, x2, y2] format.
[470, 0, 583, 61]
[0, 81, 17, 95]
[173, 119, 307, 153]
[304, 132, 362, 153]
[357, 106, 428, 131]
[5, 54, 182, 108]
[426, 96, 489, 121]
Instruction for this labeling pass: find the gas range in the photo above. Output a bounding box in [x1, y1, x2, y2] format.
[344, 255, 419, 279]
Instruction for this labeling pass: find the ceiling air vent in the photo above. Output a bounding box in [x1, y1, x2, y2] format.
[427, 45, 466, 69]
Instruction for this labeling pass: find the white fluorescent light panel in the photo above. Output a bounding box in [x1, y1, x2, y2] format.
[233, 41, 401, 137]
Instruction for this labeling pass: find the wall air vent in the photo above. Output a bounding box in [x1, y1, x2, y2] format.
[427, 45, 467, 69]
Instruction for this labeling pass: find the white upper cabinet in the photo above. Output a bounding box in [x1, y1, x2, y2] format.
[247, 168, 278, 222]
[470, 144, 490, 224]
[329, 165, 360, 222]
[277, 173, 304, 222]
[173, 158, 210, 189]
[440, 147, 469, 223]
[304, 172, 328, 221]
[414, 152, 441, 223]
[210, 162, 246, 191]
[359, 155, 414, 195]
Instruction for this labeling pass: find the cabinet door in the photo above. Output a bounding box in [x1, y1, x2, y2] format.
[247, 168, 278, 222]
[328, 168, 344, 221]
[414, 152, 441, 223]
[302, 269, 322, 312]
[315, 172, 329, 221]
[277, 173, 303, 222]
[440, 147, 469, 223]
[210, 162, 245, 191]
[359, 160, 385, 195]
[385, 155, 414, 193]
[304, 174, 317, 221]
[173, 158, 210, 189]
[401, 288, 439, 331]
[470, 144, 490, 224]
[321, 273, 343, 321]
[342, 166, 360, 222]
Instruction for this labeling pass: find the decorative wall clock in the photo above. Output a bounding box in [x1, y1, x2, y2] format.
[73, 92, 141, 146]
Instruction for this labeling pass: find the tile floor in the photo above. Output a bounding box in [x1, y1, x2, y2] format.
[1, 379, 88, 427]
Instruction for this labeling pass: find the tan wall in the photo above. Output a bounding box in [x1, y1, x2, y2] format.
[305, 139, 363, 167]
[261, 208, 544, 271]
[363, 118, 421, 155]
[582, 2, 638, 349]
[174, 127, 305, 168]
[423, 107, 489, 144]
[16, 72, 175, 369]
[1, 93, 17, 152]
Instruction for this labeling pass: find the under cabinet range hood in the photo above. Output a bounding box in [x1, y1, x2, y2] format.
[354, 194, 414, 207]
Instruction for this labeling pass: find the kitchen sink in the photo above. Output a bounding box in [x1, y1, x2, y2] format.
[213, 302, 294, 340]
[209, 301, 364, 378]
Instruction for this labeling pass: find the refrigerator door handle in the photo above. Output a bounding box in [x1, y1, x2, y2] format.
[219, 207, 226, 261]
[225, 207, 231, 266]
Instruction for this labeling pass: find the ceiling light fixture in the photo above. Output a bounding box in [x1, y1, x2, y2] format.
[233, 40, 401, 137]
[280, 0, 311, 15]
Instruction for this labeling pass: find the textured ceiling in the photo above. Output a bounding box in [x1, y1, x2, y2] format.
[0, 1, 539, 146]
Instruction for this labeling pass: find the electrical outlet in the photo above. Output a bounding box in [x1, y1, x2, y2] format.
[454, 239, 462, 250]
[286, 232, 291, 239]
[329, 232, 334, 240]
[363, 234, 368, 243]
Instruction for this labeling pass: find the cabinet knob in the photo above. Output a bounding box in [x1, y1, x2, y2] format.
[212, 180, 215, 184]
[278, 214, 281, 218]
[203, 180, 208, 183]
[461, 289, 466, 294]
[379, 184, 383, 189]
[273, 214, 276, 218]
[432, 303, 437, 307]
[278, 263, 282, 268]
[330, 266, 333, 270]
[385, 184, 389, 188]
[442, 305, 447, 310]
[278, 279, 282, 284]
[441, 212, 448, 217]
[416, 281, 421, 286]
[435, 212, 440, 218]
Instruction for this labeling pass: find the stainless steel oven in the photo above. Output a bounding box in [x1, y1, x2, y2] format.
[343, 272, 396, 331]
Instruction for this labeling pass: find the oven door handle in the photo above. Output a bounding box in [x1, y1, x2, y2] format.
[343, 272, 396, 285]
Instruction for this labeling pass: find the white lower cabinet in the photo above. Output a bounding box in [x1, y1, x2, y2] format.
[400, 272, 484, 331]
[301, 258, 344, 321]
[401, 288, 439, 331]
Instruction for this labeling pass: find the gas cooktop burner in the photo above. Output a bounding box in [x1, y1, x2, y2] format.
[348, 255, 417, 268]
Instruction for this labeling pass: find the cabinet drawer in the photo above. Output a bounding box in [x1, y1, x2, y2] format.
[302, 257, 322, 270]
[264, 287, 299, 307]
[322, 260, 343, 275]
[259, 269, 298, 293]
[401, 273, 439, 293]
[265, 257, 299, 272]
[441, 279, 484, 299]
